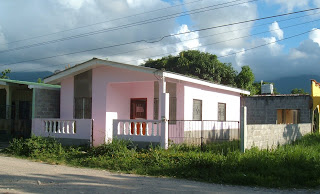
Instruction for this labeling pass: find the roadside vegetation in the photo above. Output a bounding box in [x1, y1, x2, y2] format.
[2, 134, 320, 189]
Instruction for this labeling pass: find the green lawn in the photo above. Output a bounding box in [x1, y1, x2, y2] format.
[2, 134, 320, 189]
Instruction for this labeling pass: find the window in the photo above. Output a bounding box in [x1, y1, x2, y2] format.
[74, 70, 92, 119]
[153, 98, 159, 120]
[153, 82, 177, 122]
[193, 99, 202, 120]
[74, 97, 92, 119]
[277, 109, 299, 124]
[153, 97, 176, 122]
[218, 103, 226, 121]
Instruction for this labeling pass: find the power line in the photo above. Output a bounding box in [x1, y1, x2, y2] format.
[31, 11, 320, 71]
[0, 0, 257, 54]
[119, 19, 320, 64]
[217, 28, 317, 58]
[2, 7, 319, 67]
[0, 0, 205, 46]
[12, 16, 320, 73]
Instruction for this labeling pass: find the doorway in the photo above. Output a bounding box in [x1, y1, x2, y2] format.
[130, 98, 147, 135]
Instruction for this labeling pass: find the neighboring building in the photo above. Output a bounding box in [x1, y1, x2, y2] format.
[241, 94, 312, 149]
[241, 94, 312, 124]
[311, 79, 320, 132]
[32, 58, 249, 148]
[0, 79, 60, 139]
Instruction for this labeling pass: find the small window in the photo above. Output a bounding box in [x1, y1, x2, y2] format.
[153, 98, 159, 120]
[277, 109, 299, 124]
[154, 97, 177, 122]
[218, 103, 226, 121]
[193, 99, 202, 120]
[74, 97, 92, 119]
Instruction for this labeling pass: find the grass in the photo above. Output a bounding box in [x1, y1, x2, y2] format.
[2, 134, 320, 189]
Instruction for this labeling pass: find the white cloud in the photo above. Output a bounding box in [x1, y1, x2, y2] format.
[174, 24, 201, 52]
[184, 0, 258, 51]
[0, 26, 7, 50]
[309, 28, 320, 46]
[269, 21, 283, 40]
[265, 0, 310, 12]
[289, 49, 308, 59]
[57, 0, 91, 10]
[263, 37, 283, 56]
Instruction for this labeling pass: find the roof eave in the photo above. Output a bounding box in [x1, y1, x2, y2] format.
[44, 58, 160, 84]
[163, 72, 250, 95]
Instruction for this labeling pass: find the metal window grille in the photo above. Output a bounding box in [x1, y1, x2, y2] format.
[193, 99, 202, 120]
[74, 97, 92, 119]
[218, 103, 226, 121]
[153, 98, 159, 120]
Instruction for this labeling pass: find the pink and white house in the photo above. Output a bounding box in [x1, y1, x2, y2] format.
[32, 58, 249, 148]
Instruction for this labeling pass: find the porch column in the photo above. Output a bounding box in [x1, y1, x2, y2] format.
[159, 77, 169, 149]
[5, 86, 12, 119]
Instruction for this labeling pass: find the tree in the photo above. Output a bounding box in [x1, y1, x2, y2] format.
[235, 66, 255, 91]
[291, 88, 308, 94]
[0, 69, 11, 79]
[37, 78, 44, 83]
[143, 50, 237, 86]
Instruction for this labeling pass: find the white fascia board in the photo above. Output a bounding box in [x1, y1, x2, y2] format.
[44, 59, 99, 84]
[94, 59, 159, 75]
[163, 72, 250, 95]
[28, 85, 60, 90]
[44, 58, 158, 84]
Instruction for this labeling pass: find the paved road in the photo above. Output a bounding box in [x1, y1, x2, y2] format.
[0, 156, 318, 194]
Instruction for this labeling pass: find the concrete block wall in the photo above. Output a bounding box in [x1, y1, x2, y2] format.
[241, 95, 312, 124]
[246, 123, 311, 149]
[34, 88, 60, 118]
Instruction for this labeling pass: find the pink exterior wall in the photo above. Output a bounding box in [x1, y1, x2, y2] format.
[91, 66, 158, 145]
[182, 82, 241, 121]
[60, 77, 74, 119]
[58, 64, 242, 146]
[107, 82, 154, 120]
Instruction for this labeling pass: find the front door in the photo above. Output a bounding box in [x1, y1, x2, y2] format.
[130, 99, 147, 135]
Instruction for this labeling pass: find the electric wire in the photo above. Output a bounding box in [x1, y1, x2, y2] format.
[0, 0, 257, 54]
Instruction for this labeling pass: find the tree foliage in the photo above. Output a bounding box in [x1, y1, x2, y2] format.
[143, 50, 270, 95]
[291, 88, 308, 94]
[0, 69, 11, 79]
[235, 66, 255, 91]
[143, 50, 237, 86]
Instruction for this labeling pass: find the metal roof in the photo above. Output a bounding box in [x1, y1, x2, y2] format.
[0, 78, 60, 88]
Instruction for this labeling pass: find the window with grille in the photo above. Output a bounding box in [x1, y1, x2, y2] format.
[193, 99, 202, 120]
[74, 97, 92, 119]
[218, 103, 226, 121]
[154, 97, 176, 122]
[277, 109, 299, 124]
[74, 70, 92, 119]
[154, 98, 159, 120]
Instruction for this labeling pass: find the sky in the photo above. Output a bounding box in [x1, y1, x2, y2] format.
[1, 0, 320, 81]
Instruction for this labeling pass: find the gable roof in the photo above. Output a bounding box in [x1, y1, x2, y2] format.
[0, 78, 60, 90]
[44, 58, 249, 95]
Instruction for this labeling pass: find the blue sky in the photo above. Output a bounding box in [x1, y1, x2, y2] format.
[0, 0, 320, 81]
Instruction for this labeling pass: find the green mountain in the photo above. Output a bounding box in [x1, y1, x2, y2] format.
[269, 75, 320, 94]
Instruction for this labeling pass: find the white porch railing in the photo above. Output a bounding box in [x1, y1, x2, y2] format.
[43, 120, 76, 134]
[32, 118, 92, 140]
[113, 119, 162, 143]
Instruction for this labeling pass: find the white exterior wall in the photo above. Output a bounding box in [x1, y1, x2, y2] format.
[183, 83, 241, 121]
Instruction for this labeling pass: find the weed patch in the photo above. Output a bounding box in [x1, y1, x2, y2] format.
[2, 134, 320, 188]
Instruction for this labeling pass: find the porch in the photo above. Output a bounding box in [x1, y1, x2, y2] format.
[113, 119, 240, 147]
[0, 84, 32, 139]
[32, 118, 93, 145]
